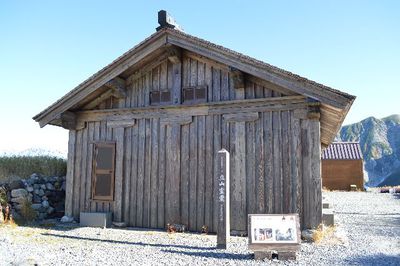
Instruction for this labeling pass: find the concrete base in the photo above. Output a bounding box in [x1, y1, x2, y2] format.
[322, 209, 334, 226]
[322, 202, 331, 209]
[80, 212, 112, 228]
[350, 184, 357, 191]
[254, 250, 296, 260]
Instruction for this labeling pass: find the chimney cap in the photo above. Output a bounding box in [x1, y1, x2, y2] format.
[156, 10, 184, 32]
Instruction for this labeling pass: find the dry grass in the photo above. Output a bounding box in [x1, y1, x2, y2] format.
[312, 224, 341, 245]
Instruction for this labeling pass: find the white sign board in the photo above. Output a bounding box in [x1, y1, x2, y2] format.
[248, 214, 300, 246]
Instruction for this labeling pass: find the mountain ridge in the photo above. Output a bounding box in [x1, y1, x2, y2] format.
[338, 114, 400, 187]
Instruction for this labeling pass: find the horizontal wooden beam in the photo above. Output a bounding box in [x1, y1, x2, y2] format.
[223, 112, 259, 123]
[107, 119, 136, 128]
[76, 96, 310, 124]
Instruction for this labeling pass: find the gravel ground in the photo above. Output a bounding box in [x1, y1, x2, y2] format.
[0, 191, 399, 265]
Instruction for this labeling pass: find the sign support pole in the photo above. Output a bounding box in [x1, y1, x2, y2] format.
[217, 148, 230, 249]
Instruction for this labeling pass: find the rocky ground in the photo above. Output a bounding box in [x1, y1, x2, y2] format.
[0, 191, 399, 265]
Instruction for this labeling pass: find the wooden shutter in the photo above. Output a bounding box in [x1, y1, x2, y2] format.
[92, 143, 115, 201]
[183, 86, 207, 103]
[150, 91, 161, 105]
[150, 91, 171, 105]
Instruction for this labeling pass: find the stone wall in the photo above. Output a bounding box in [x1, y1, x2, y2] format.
[2, 173, 66, 221]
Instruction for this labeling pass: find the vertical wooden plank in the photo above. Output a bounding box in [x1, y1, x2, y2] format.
[85, 123, 94, 212]
[91, 122, 100, 212]
[291, 113, 302, 217]
[182, 55, 190, 87]
[80, 126, 88, 214]
[113, 127, 124, 222]
[104, 124, 113, 213]
[264, 85, 273, 98]
[221, 70, 229, 101]
[153, 65, 160, 91]
[136, 119, 145, 226]
[204, 115, 214, 230]
[197, 61, 205, 85]
[281, 111, 291, 214]
[157, 123, 166, 228]
[137, 76, 143, 107]
[160, 61, 167, 90]
[212, 114, 222, 231]
[145, 72, 151, 106]
[143, 118, 152, 227]
[255, 83, 264, 99]
[123, 126, 132, 223]
[301, 119, 311, 229]
[255, 114, 265, 213]
[212, 68, 220, 101]
[165, 124, 181, 224]
[167, 60, 173, 90]
[310, 119, 322, 228]
[245, 81, 255, 100]
[196, 116, 206, 231]
[180, 123, 190, 228]
[232, 122, 247, 231]
[171, 59, 182, 105]
[73, 130, 82, 219]
[246, 120, 256, 217]
[189, 116, 198, 230]
[272, 111, 282, 214]
[205, 64, 213, 102]
[65, 130, 76, 217]
[190, 58, 197, 86]
[130, 122, 139, 226]
[228, 72, 235, 100]
[264, 112, 274, 213]
[150, 118, 159, 228]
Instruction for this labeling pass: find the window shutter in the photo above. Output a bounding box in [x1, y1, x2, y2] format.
[92, 143, 115, 201]
[150, 91, 161, 105]
[161, 91, 171, 103]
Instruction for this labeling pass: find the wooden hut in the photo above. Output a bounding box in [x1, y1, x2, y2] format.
[33, 11, 355, 231]
[322, 142, 364, 190]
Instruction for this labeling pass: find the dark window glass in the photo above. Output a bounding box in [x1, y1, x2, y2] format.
[161, 91, 171, 102]
[95, 174, 112, 196]
[96, 146, 113, 170]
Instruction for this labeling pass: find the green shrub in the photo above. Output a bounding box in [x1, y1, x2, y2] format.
[20, 198, 37, 222]
[0, 155, 67, 182]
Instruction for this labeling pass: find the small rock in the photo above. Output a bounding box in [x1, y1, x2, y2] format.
[42, 200, 50, 208]
[30, 173, 39, 179]
[301, 229, 315, 242]
[40, 184, 46, 190]
[38, 213, 47, 220]
[46, 183, 54, 190]
[113, 222, 127, 228]
[31, 204, 42, 210]
[42, 196, 48, 201]
[9, 180, 23, 190]
[47, 207, 55, 214]
[11, 188, 28, 198]
[26, 186, 34, 192]
[11, 196, 27, 204]
[33, 195, 41, 203]
[38, 189, 45, 197]
[61, 181, 66, 191]
[60, 216, 74, 223]
[33, 184, 40, 189]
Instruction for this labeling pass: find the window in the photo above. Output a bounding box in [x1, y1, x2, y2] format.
[183, 86, 207, 103]
[150, 91, 171, 105]
[92, 142, 115, 201]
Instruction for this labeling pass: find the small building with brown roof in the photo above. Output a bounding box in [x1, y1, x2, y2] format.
[322, 142, 364, 190]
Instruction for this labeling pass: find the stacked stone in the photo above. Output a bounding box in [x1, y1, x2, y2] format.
[9, 173, 66, 220]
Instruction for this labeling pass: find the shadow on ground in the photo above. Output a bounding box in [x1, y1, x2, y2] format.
[345, 254, 400, 266]
[42, 232, 216, 251]
[160, 249, 252, 260]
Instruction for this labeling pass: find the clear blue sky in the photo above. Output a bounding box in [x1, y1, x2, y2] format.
[1, 1, 399, 153]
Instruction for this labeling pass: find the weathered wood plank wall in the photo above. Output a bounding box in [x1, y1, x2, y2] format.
[65, 53, 322, 231]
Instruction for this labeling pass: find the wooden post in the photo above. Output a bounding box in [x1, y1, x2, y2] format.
[217, 148, 230, 249]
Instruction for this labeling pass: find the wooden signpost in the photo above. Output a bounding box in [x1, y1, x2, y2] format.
[217, 149, 230, 249]
[248, 214, 301, 260]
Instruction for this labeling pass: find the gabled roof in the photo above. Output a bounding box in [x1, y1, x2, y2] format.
[33, 27, 355, 147]
[322, 142, 363, 160]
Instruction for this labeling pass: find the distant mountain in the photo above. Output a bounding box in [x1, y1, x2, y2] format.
[0, 147, 67, 159]
[338, 114, 400, 187]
